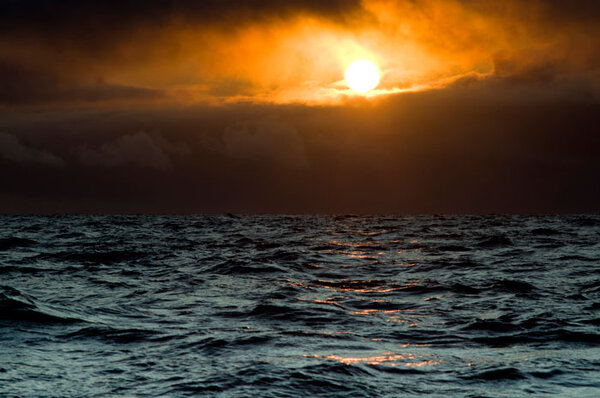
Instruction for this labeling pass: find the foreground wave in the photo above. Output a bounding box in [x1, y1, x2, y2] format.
[0, 215, 599, 397]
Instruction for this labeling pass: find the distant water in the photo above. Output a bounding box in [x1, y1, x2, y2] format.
[1, 215, 599, 397]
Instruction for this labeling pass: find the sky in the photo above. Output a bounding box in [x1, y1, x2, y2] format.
[1, 0, 599, 213]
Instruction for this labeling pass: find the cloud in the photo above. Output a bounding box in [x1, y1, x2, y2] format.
[0, 0, 360, 42]
[0, 85, 599, 213]
[0, 1, 360, 106]
[78, 131, 183, 171]
[0, 61, 163, 106]
[1, 0, 599, 106]
[0, 133, 65, 167]
[223, 121, 309, 169]
[0, 1, 599, 213]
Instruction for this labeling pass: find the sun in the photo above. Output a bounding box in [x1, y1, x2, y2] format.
[345, 60, 380, 93]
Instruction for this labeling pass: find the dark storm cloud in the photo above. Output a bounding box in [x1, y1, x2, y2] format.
[0, 133, 65, 167]
[3, 0, 597, 32]
[461, 0, 600, 18]
[223, 121, 309, 169]
[534, 0, 600, 20]
[77, 131, 189, 170]
[1, 76, 599, 213]
[2, 0, 597, 51]
[0, 60, 163, 106]
[0, 0, 599, 213]
[0, 0, 360, 37]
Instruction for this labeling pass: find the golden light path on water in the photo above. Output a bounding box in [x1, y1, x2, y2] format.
[289, 235, 444, 370]
[3, 215, 597, 395]
[304, 352, 441, 367]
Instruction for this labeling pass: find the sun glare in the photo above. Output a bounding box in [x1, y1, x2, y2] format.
[345, 60, 380, 93]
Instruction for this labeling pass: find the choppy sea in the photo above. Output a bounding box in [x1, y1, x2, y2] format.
[1, 215, 599, 397]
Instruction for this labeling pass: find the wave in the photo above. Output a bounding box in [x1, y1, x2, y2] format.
[476, 234, 513, 248]
[530, 227, 560, 236]
[486, 279, 537, 294]
[0, 265, 45, 275]
[61, 326, 160, 344]
[463, 367, 526, 381]
[32, 250, 143, 265]
[1, 215, 599, 397]
[0, 237, 36, 251]
[174, 334, 273, 354]
[471, 329, 600, 346]
[205, 260, 287, 275]
[0, 285, 80, 324]
[436, 244, 471, 252]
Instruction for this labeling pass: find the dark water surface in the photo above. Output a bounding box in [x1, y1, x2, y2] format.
[1, 215, 599, 397]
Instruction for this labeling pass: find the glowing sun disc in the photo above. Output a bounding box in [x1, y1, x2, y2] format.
[345, 60, 380, 93]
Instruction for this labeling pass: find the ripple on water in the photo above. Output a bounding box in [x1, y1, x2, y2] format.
[0, 215, 598, 397]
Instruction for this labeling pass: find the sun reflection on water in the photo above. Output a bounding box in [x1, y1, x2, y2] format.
[305, 352, 441, 367]
[350, 307, 424, 326]
[297, 297, 340, 306]
[288, 279, 422, 294]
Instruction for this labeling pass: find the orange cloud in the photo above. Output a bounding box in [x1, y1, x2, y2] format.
[103, 0, 600, 104]
[1, 0, 598, 106]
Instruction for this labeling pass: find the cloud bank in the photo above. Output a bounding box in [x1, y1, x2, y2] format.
[1, 0, 599, 105]
[0, 1, 598, 213]
[0, 133, 65, 167]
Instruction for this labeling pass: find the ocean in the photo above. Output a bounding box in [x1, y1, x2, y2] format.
[1, 215, 599, 397]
